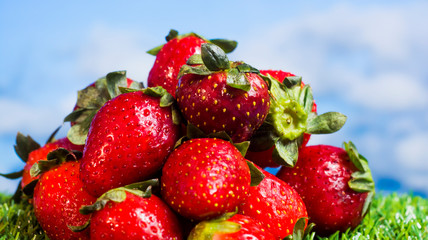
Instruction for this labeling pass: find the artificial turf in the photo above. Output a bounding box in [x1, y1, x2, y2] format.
[0, 192, 427, 239]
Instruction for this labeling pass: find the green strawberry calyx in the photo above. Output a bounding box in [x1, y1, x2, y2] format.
[24, 148, 82, 196]
[343, 141, 375, 217]
[252, 74, 347, 167]
[188, 212, 241, 240]
[64, 71, 144, 145]
[283, 217, 315, 240]
[178, 43, 258, 92]
[69, 179, 159, 232]
[146, 29, 238, 56]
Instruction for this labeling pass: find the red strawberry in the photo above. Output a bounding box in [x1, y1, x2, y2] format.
[0, 132, 83, 200]
[245, 71, 346, 168]
[276, 142, 375, 236]
[176, 43, 270, 143]
[239, 164, 308, 239]
[22, 137, 83, 190]
[32, 149, 96, 240]
[246, 70, 317, 168]
[147, 29, 237, 97]
[80, 87, 180, 197]
[74, 181, 183, 240]
[188, 213, 276, 240]
[64, 71, 143, 145]
[161, 138, 251, 221]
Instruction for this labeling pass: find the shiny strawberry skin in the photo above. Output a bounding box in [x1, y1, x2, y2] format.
[21, 137, 84, 189]
[276, 145, 368, 236]
[33, 161, 96, 240]
[239, 165, 308, 239]
[80, 91, 180, 197]
[148, 35, 206, 97]
[161, 138, 251, 221]
[176, 71, 270, 143]
[90, 192, 183, 240]
[246, 69, 317, 168]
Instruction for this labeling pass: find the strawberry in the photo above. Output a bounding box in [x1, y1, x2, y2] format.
[64, 71, 143, 145]
[161, 138, 251, 221]
[188, 213, 276, 240]
[238, 164, 308, 239]
[245, 70, 317, 168]
[79, 87, 180, 197]
[22, 137, 84, 191]
[31, 149, 96, 240]
[176, 43, 270, 143]
[276, 142, 375, 236]
[73, 180, 183, 240]
[245, 72, 347, 168]
[0, 131, 83, 200]
[147, 29, 237, 97]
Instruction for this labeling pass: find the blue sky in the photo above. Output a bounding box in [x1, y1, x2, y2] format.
[1, 1, 427, 196]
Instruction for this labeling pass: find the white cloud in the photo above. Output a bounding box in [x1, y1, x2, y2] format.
[77, 23, 156, 86]
[396, 133, 428, 171]
[348, 72, 428, 111]
[236, 2, 428, 112]
[0, 98, 63, 136]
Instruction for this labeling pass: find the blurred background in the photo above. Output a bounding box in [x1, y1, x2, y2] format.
[1, 0, 427, 197]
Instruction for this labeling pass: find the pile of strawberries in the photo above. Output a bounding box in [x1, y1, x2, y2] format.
[2, 29, 375, 239]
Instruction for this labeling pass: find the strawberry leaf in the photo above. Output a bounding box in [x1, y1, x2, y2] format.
[165, 29, 179, 41]
[283, 218, 314, 240]
[79, 179, 158, 215]
[343, 141, 375, 195]
[14, 132, 40, 163]
[68, 219, 91, 233]
[30, 148, 81, 177]
[0, 170, 23, 180]
[226, 68, 251, 91]
[298, 85, 314, 115]
[246, 161, 265, 186]
[45, 126, 61, 144]
[283, 76, 302, 88]
[146, 44, 164, 56]
[247, 123, 277, 152]
[22, 179, 38, 196]
[178, 64, 212, 79]
[272, 139, 299, 167]
[236, 63, 259, 74]
[187, 54, 204, 65]
[209, 39, 238, 53]
[234, 141, 250, 157]
[67, 110, 97, 145]
[306, 112, 347, 134]
[106, 70, 128, 99]
[201, 43, 230, 71]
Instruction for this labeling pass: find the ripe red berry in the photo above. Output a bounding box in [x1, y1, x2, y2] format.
[161, 138, 251, 221]
[276, 142, 375, 236]
[33, 158, 96, 240]
[80, 89, 180, 197]
[89, 190, 183, 240]
[176, 43, 270, 143]
[239, 165, 308, 239]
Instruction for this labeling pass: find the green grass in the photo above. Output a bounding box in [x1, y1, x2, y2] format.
[0, 193, 427, 239]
